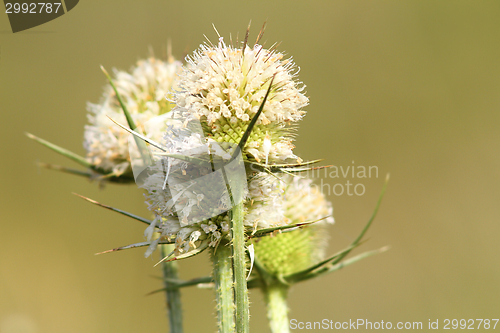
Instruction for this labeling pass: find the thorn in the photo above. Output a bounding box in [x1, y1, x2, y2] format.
[243, 20, 251, 49]
[95, 249, 113, 255]
[100, 65, 109, 77]
[154, 250, 174, 267]
[167, 39, 174, 63]
[204, 34, 215, 47]
[183, 43, 190, 59]
[212, 23, 221, 38]
[255, 21, 267, 46]
[72, 192, 98, 204]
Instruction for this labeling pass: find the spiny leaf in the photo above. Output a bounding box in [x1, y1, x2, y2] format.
[30, 139, 135, 183]
[146, 276, 214, 294]
[232, 74, 275, 160]
[147, 274, 265, 292]
[101, 66, 153, 166]
[108, 116, 166, 150]
[95, 240, 173, 255]
[328, 173, 390, 267]
[249, 216, 330, 238]
[294, 246, 390, 283]
[277, 165, 333, 173]
[73, 193, 153, 225]
[284, 241, 367, 282]
[324, 246, 390, 275]
[287, 175, 390, 282]
[276, 168, 300, 179]
[101, 66, 137, 130]
[248, 159, 324, 169]
[91, 171, 135, 183]
[246, 159, 330, 175]
[37, 162, 93, 178]
[106, 116, 153, 167]
[26, 133, 92, 169]
[285, 175, 390, 283]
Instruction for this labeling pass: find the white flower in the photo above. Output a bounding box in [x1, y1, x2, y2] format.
[84, 57, 182, 175]
[173, 37, 308, 163]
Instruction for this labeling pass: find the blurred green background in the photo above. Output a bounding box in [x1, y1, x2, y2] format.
[2, 1, 500, 332]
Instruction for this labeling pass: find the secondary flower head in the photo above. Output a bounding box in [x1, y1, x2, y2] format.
[174, 37, 308, 164]
[252, 177, 334, 277]
[84, 56, 182, 176]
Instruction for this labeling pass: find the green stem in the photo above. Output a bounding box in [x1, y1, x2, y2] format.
[160, 244, 184, 333]
[264, 283, 290, 333]
[212, 240, 236, 332]
[231, 201, 250, 333]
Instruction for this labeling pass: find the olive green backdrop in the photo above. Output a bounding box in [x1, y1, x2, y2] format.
[1, 1, 500, 332]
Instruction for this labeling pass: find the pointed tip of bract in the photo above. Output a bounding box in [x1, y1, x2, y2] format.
[95, 249, 112, 255]
[100, 65, 108, 76]
[153, 250, 175, 267]
[379, 245, 391, 253]
[25, 132, 35, 139]
[72, 192, 94, 202]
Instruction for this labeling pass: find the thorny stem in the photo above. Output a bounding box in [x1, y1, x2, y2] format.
[264, 283, 290, 333]
[231, 200, 250, 333]
[220, 151, 249, 333]
[160, 244, 184, 333]
[212, 240, 236, 333]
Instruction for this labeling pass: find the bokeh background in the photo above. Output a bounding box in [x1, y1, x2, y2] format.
[2, 1, 500, 332]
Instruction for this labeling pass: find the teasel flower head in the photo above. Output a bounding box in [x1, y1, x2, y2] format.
[252, 176, 334, 277]
[137, 32, 311, 258]
[84, 56, 182, 176]
[173, 36, 308, 164]
[139, 119, 291, 257]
